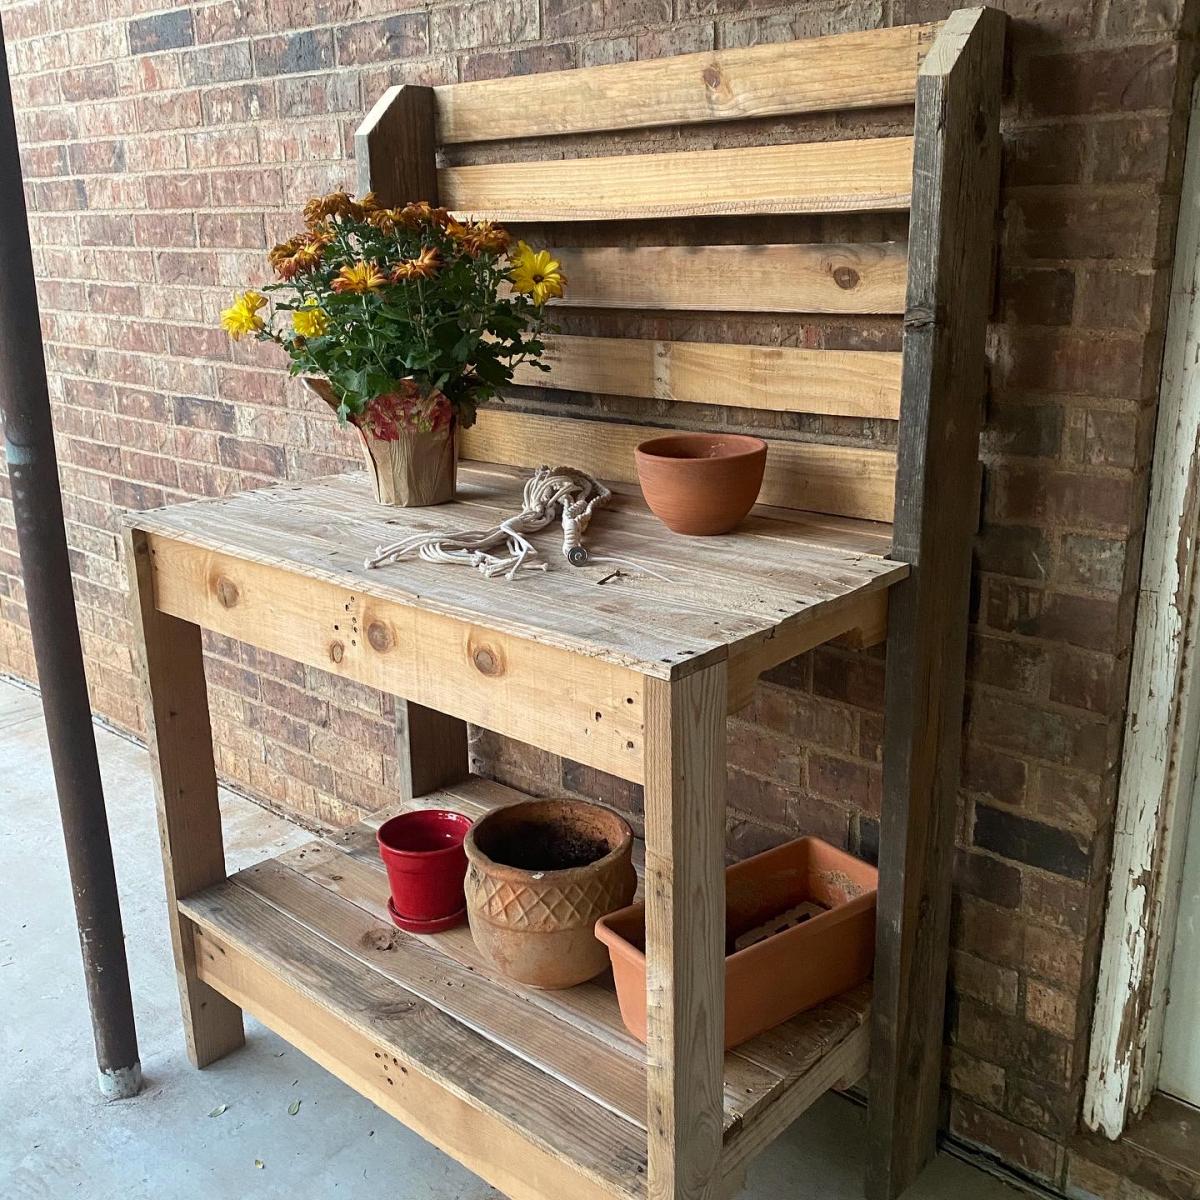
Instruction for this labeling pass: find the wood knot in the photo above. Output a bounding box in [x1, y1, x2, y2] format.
[329, 640, 345, 664]
[366, 620, 392, 652]
[214, 577, 239, 608]
[470, 640, 504, 677]
[360, 927, 399, 953]
[832, 266, 860, 290]
[701, 64, 722, 89]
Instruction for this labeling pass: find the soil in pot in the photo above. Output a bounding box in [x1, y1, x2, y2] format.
[465, 799, 637, 990]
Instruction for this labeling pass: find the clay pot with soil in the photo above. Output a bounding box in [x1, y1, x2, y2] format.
[635, 432, 767, 536]
[464, 799, 637, 989]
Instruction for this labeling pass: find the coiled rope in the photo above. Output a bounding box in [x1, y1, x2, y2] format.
[365, 465, 669, 581]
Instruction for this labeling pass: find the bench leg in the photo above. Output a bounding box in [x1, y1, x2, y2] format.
[644, 664, 727, 1200]
[394, 700, 468, 799]
[126, 529, 243, 1067]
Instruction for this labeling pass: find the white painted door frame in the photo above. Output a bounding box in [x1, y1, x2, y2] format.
[1084, 78, 1200, 1138]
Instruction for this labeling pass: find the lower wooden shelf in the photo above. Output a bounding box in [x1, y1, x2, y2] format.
[179, 776, 870, 1200]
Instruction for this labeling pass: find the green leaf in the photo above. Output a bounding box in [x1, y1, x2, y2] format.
[288, 1100, 301, 1116]
[208, 1104, 228, 1118]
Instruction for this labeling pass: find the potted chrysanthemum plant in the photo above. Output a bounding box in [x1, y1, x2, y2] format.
[219, 191, 566, 506]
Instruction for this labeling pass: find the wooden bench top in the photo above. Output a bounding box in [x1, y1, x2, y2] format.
[132, 463, 907, 685]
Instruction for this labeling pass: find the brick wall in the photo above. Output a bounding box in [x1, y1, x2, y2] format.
[2, 0, 1197, 1191]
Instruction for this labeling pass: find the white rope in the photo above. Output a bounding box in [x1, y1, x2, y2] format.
[364, 465, 670, 581]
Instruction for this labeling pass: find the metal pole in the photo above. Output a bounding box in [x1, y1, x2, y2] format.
[0, 15, 141, 1099]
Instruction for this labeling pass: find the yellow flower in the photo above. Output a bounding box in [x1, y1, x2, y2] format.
[331, 261, 388, 294]
[291, 300, 329, 338]
[220, 290, 267, 340]
[390, 247, 442, 281]
[509, 241, 566, 305]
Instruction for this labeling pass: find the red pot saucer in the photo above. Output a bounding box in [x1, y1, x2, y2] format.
[386, 897, 467, 934]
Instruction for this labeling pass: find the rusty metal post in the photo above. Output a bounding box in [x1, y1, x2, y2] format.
[0, 15, 141, 1098]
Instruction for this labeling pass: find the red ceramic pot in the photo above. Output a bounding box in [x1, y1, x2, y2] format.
[377, 809, 472, 933]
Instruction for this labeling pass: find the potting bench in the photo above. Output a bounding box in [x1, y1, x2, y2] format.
[126, 10, 1004, 1200]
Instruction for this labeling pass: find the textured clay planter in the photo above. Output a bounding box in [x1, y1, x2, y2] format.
[464, 799, 637, 989]
[596, 836, 877, 1049]
[634, 432, 767, 535]
[303, 376, 457, 506]
[376, 809, 472, 933]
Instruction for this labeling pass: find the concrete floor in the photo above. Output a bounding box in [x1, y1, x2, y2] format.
[0, 675, 1026, 1200]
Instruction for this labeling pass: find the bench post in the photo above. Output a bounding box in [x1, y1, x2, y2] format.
[866, 8, 1006, 1198]
[356, 86, 473, 797]
[125, 527, 244, 1067]
[644, 663, 728, 1200]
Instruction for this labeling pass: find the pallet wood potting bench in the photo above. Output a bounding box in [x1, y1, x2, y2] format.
[126, 10, 1004, 1200]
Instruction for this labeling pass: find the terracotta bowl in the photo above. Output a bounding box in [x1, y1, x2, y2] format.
[634, 433, 767, 535]
[464, 799, 637, 989]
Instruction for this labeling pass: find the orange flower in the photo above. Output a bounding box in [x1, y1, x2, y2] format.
[303, 190, 358, 228]
[366, 206, 407, 234]
[390, 247, 442, 281]
[399, 201, 451, 229]
[461, 220, 510, 256]
[269, 231, 331, 280]
[331, 261, 388, 294]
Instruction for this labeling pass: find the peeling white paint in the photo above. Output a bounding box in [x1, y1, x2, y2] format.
[1084, 79, 1200, 1138]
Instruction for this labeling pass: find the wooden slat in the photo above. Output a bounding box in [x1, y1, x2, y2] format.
[185, 887, 645, 1200]
[124, 527, 244, 1067]
[237, 858, 650, 1128]
[643, 666, 728, 1199]
[433, 24, 940, 143]
[513, 335, 902, 420]
[529, 243, 909, 315]
[866, 10, 1007, 1200]
[144, 533, 649, 782]
[440, 137, 914, 221]
[461, 410, 898, 522]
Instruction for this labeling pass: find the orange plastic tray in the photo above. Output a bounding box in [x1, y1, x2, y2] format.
[594, 836, 877, 1050]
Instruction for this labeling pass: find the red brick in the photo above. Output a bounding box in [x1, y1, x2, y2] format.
[988, 467, 1132, 530]
[1049, 648, 1116, 715]
[202, 81, 278, 124]
[461, 41, 574, 81]
[431, 0, 534, 52]
[136, 90, 203, 131]
[60, 62, 118, 102]
[1006, 192, 1163, 263]
[544, 0, 671, 38]
[1003, 125, 1087, 187]
[969, 689, 1108, 772]
[984, 580, 1122, 654]
[951, 1099, 1060, 1181]
[1018, 44, 1177, 117]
